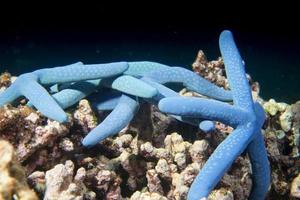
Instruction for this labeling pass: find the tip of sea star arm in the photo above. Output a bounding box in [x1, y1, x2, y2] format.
[219, 30, 254, 111]
[21, 80, 68, 123]
[89, 91, 122, 111]
[82, 95, 138, 147]
[108, 75, 158, 98]
[199, 120, 215, 133]
[0, 81, 21, 106]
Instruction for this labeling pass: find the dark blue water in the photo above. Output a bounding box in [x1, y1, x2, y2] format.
[0, 29, 299, 103]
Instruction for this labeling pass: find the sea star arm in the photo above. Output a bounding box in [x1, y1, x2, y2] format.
[142, 77, 215, 130]
[27, 79, 101, 109]
[158, 96, 248, 127]
[246, 102, 270, 199]
[33, 62, 129, 85]
[124, 61, 170, 77]
[188, 124, 256, 200]
[42, 74, 157, 112]
[144, 66, 232, 101]
[101, 75, 158, 98]
[50, 79, 101, 109]
[219, 31, 254, 111]
[82, 95, 139, 147]
[220, 31, 270, 199]
[247, 131, 270, 200]
[0, 79, 21, 105]
[19, 74, 68, 122]
[185, 30, 270, 199]
[88, 90, 122, 111]
[126, 61, 232, 101]
[0, 62, 128, 121]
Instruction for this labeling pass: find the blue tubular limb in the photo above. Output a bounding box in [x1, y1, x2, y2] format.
[0, 79, 21, 106]
[33, 62, 129, 85]
[159, 97, 247, 127]
[246, 102, 270, 200]
[140, 77, 178, 101]
[199, 120, 215, 132]
[247, 131, 270, 200]
[82, 95, 139, 147]
[88, 90, 122, 111]
[102, 75, 158, 98]
[188, 125, 256, 200]
[20, 74, 68, 122]
[219, 31, 254, 111]
[187, 30, 270, 199]
[125, 61, 170, 77]
[0, 73, 67, 122]
[51, 79, 101, 109]
[141, 77, 215, 131]
[144, 66, 232, 101]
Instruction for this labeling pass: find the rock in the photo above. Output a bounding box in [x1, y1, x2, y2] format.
[44, 160, 95, 200]
[73, 99, 97, 133]
[291, 173, 300, 198]
[263, 99, 288, 116]
[146, 169, 164, 194]
[28, 171, 46, 195]
[208, 188, 234, 200]
[130, 191, 168, 200]
[0, 140, 38, 200]
[279, 105, 293, 132]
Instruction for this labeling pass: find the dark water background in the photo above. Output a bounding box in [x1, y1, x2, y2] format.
[0, 6, 299, 103]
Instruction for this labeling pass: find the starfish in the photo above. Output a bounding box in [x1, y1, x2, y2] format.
[0, 62, 129, 122]
[158, 30, 270, 200]
[1, 61, 232, 124]
[0, 58, 231, 147]
[50, 73, 217, 147]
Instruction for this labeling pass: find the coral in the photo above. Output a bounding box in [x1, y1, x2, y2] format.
[192, 50, 229, 89]
[0, 104, 70, 163]
[27, 171, 46, 196]
[159, 30, 270, 199]
[290, 172, 300, 198]
[0, 140, 38, 200]
[73, 99, 98, 133]
[130, 191, 168, 200]
[264, 99, 288, 116]
[263, 99, 300, 199]
[44, 160, 96, 200]
[0, 72, 12, 91]
[0, 31, 298, 199]
[146, 169, 164, 194]
[208, 188, 234, 200]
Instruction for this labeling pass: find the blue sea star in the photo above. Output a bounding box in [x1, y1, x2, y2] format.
[1, 61, 232, 124]
[0, 62, 129, 122]
[5, 61, 230, 147]
[158, 30, 270, 199]
[51, 73, 216, 147]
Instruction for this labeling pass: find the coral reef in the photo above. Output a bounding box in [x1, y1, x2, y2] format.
[0, 38, 299, 199]
[44, 160, 96, 200]
[0, 140, 38, 200]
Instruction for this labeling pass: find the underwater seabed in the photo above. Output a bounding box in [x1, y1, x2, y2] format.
[0, 33, 299, 200]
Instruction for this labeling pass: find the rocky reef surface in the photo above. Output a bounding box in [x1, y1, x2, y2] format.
[0, 52, 299, 200]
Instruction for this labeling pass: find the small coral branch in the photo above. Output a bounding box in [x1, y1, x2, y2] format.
[0, 140, 38, 200]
